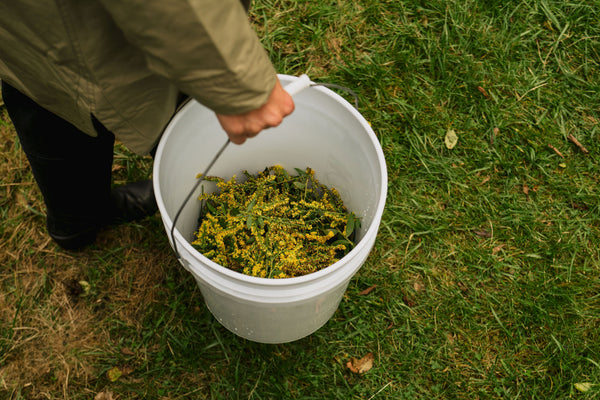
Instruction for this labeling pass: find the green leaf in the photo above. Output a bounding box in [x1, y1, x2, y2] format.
[345, 213, 356, 237]
[246, 198, 257, 212]
[246, 215, 255, 230]
[353, 216, 361, 235]
[271, 269, 283, 277]
[293, 181, 306, 189]
[206, 202, 217, 214]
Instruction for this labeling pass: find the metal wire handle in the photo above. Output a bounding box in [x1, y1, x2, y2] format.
[170, 139, 230, 261]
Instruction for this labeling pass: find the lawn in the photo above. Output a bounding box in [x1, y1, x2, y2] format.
[1, 0, 599, 398]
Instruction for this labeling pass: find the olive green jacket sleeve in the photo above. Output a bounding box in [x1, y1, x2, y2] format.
[98, 0, 277, 115]
[0, 0, 276, 154]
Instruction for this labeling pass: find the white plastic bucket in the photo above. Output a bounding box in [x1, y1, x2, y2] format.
[153, 75, 387, 343]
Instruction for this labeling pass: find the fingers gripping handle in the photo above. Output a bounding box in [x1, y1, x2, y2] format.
[283, 74, 312, 97]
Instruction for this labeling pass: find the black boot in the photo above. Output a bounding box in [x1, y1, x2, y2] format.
[46, 180, 158, 250]
[46, 215, 102, 251]
[109, 180, 158, 224]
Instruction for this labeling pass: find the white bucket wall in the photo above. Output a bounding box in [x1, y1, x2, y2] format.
[153, 75, 387, 343]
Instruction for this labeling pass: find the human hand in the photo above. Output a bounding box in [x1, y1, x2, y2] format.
[216, 80, 294, 144]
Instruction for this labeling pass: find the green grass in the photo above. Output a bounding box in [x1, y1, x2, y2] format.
[1, 0, 600, 398]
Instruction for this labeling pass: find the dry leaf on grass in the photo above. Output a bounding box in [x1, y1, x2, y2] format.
[95, 391, 114, 400]
[346, 352, 374, 374]
[474, 229, 492, 238]
[492, 244, 506, 254]
[120, 347, 135, 356]
[477, 86, 490, 99]
[567, 134, 589, 154]
[574, 382, 594, 392]
[547, 144, 564, 158]
[444, 129, 458, 149]
[413, 281, 424, 292]
[358, 285, 377, 296]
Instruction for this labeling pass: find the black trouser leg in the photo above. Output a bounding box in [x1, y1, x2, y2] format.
[2, 81, 115, 249]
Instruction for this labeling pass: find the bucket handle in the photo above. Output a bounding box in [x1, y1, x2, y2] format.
[169, 74, 314, 261]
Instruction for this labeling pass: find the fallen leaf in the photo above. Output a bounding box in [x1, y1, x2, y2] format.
[523, 184, 530, 199]
[95, 391, 114, 400]
[567, 134, 589, 154]
[444, 129, 458, 149]
[574, 382, 594, 392]
[346, 352, 374, 374]
[480, 176, 491, 185]
[547, 144, 564, 158]
[474, 229, 492, 238]
[477, 86, 490, 99]
[107, 366, 122, 382]
[413, 281, 424, 292]
[120, 347, 135, 356]
[492, 244, 506, 254]
[358, 285, 377, 296]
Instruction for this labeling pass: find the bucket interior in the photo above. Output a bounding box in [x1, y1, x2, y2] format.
[155, 76, 386, 264]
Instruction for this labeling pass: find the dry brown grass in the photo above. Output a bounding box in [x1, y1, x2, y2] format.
[0, 105, 179, 398]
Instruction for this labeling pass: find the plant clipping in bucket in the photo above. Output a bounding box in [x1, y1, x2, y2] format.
[191, 165, 360, 278]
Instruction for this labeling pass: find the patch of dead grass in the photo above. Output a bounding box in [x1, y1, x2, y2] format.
[0, 222, 175, 397]
[0, 253, 107, 397]
[0, 110, 178, 397]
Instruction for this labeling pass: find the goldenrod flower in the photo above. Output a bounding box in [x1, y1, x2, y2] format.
[191, 166, 360, 278]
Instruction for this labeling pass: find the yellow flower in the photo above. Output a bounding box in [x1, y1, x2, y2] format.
[191, 166, 358, 278]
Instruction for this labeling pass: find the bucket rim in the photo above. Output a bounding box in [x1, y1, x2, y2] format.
[153, 74, 388, 286]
